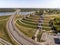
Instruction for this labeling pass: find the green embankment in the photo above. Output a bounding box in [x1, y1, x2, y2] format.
[16, 15, 40, 38]
[0, 16, 10, 20]
[0, 16, 14, 45]
[16, 20, 37, 29]
[21, 19, 38, 25]
[16, 22, 36, 37]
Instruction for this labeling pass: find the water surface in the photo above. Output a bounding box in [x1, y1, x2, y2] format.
[0, 12, 33, 16]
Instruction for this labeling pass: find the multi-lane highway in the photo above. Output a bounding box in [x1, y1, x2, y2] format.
[6, 10, 40, 45]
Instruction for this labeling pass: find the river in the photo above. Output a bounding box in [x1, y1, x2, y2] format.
[0, 12, 33, 16]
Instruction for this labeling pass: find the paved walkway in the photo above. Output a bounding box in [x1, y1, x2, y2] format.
[34, 29, 40, 41]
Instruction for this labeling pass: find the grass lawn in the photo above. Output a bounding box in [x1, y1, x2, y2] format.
[15, 22, 36, 38]
[21, 19, 38, 25]
[27, 17, 39, 20]
[0, 15, 10, 20]
[16, 20, 37, 29]
[23, 18, 38, 23]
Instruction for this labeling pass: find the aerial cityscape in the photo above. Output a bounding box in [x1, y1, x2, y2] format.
[0, 0, 60, 45]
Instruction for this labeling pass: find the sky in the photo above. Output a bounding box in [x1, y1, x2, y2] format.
[0, 0, 60, 8]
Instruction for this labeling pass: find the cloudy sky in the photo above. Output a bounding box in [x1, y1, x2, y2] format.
[0, 0, 60, 8]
